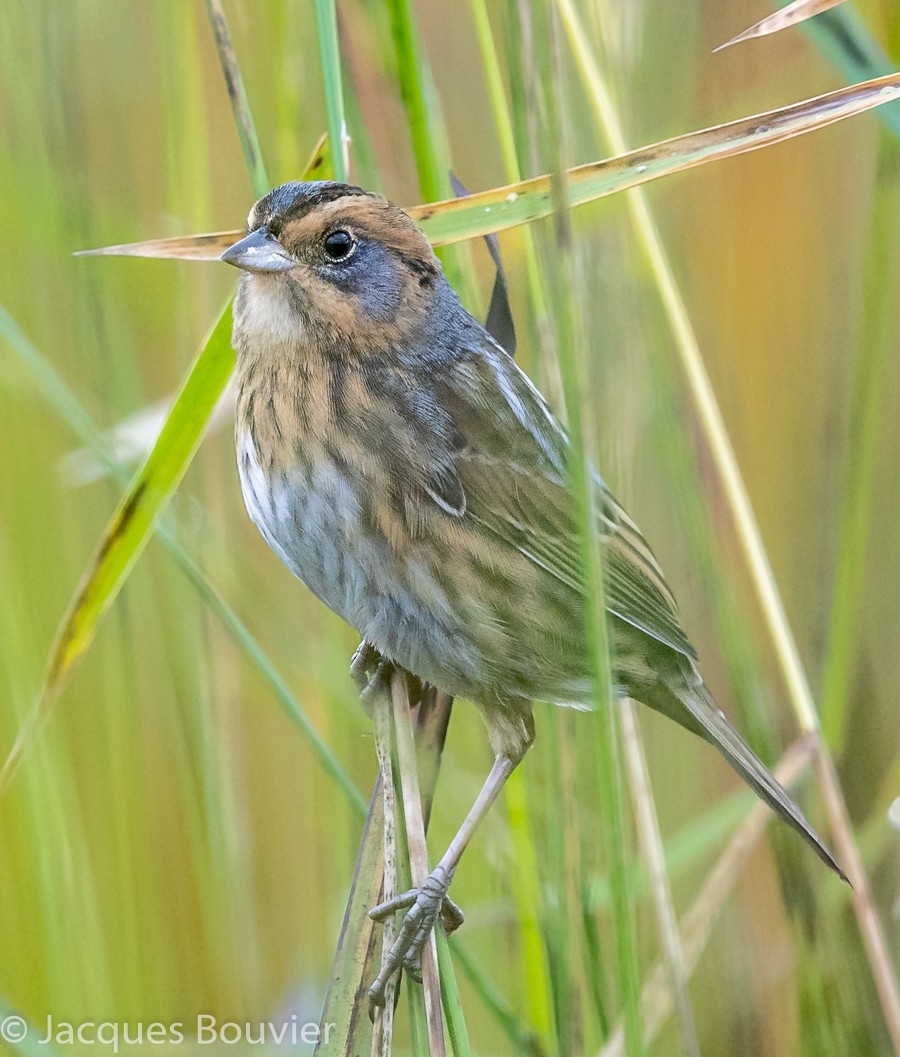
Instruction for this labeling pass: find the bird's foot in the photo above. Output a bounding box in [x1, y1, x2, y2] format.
[367, 865, 464, 1015]
[350, 641, 392, 714]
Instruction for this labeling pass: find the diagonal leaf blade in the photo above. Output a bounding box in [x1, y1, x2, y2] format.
[0, 304, 234, 791]
[409, 73, 900, 244]
[46, 304, 234, 691]
[80, 73, 900, 261]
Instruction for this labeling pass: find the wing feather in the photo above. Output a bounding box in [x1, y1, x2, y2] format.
[433, 342, 697, 661]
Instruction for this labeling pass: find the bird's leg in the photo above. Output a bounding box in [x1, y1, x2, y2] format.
[367, 751, 521, 1010]
[350, 641, 392, 714]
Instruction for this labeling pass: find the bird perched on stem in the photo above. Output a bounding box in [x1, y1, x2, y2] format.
[221, 180, 846, 1008]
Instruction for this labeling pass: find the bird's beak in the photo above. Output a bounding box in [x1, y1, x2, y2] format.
[220, 227, 294, 273]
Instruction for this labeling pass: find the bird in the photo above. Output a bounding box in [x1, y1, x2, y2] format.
[221, 179, 846, 1007]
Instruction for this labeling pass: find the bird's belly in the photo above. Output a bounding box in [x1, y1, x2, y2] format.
[237, 440, 488, 693]
[239, 444, 367, 617]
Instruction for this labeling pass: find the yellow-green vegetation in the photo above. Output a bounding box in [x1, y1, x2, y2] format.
[1, 2, 898, 1055]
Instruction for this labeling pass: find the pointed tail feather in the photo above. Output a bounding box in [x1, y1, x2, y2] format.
[660, 679, 848, 883]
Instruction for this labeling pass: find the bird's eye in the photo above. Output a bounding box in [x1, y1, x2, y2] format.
[323, 229, 356, 262]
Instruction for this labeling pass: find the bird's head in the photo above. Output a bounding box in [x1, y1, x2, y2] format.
[223, 181, 442, 355]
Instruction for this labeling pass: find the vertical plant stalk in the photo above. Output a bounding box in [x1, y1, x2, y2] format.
[547, 9, 642, 1053]
[203, 0, 270, 198]
[466, 14, 556, 1040]
[387, 0, 448, 205]
[600, 738, 815, 1057]
[620, 699, 701, 1057]
[315, 690, 466, 1056]
[390, 672, 447, 1056]
[820, 138, 900, 746]
[385, 0, 473, 303]
[314, 782, 384, 1056]
[467, 0, 547, 317]
[555, 1, 900, 1046]
[813, 747, 900, 1049]
[371, 692, 399, 1055]
[314, 0, 349, 182]
[502, 768, 555, 1047]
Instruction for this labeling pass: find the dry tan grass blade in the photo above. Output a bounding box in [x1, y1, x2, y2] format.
[371, 694, 398, 1056]
[75, 73, 900, 258]
[74, 231, 244, 261]
[715, 1, 848, 52]
[391, 672, 447, 1056]
[621, 700, 700, 1057]
[599, 738, 816, 1057]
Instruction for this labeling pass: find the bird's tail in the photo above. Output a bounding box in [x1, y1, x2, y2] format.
[651, 673, 848, 883]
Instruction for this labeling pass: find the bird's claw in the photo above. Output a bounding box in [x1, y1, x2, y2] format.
[367, 865, 462, 1016]
[350, 641, 392, 714]
[350, 640, 379, 692]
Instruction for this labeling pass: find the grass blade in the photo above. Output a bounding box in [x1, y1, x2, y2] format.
[204, 0, 270, 197]
[820, 137, 900, 747]
[44, 306, 232, 691]
[75, 231, 244, 261]
[391, 672, 447, 1055]
[800, 7, 900, 139]
[314, 0, 349, 182]
[539, 17, 641, 1045]
[555, 3, 900, 1048]
[0, 304, 234, 793]
[620, 700, 700, 1057]
[715, 0, 848, 52]
[81, 73, 900, 261]
[315, 781, 384, 1056]
[386, 0, 449, 207]
[409, 73, 900, 244]
[600, 739, 816, 1056]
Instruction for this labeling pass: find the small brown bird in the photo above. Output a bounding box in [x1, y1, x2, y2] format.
[221, 181, 845, 1006]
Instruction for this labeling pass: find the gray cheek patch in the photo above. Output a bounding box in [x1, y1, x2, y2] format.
[333, 244, 404, 323]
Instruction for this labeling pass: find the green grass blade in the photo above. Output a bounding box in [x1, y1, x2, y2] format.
[621, 700, 700, 1057]
[436, 932, 472, 1057]
[384, 0, 474, 305]
[43, 305, 233, 692]
[506, 771, 555, 1046]
[820, 137, 900, 746]
[553, 245, 642, 1057]
[204, 0, 270, 197]
[386, 0, 449, 206]
[0, 305, 233, 793]
[314, 0, 349, 182]
[449, 941, 543, 1055]
[531, 27, 641, 1043]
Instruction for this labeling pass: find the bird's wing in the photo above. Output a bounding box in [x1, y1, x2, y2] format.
[430, 344, 697, 661]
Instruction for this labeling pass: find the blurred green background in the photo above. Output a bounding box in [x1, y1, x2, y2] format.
[1, 1, 898, 1055]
